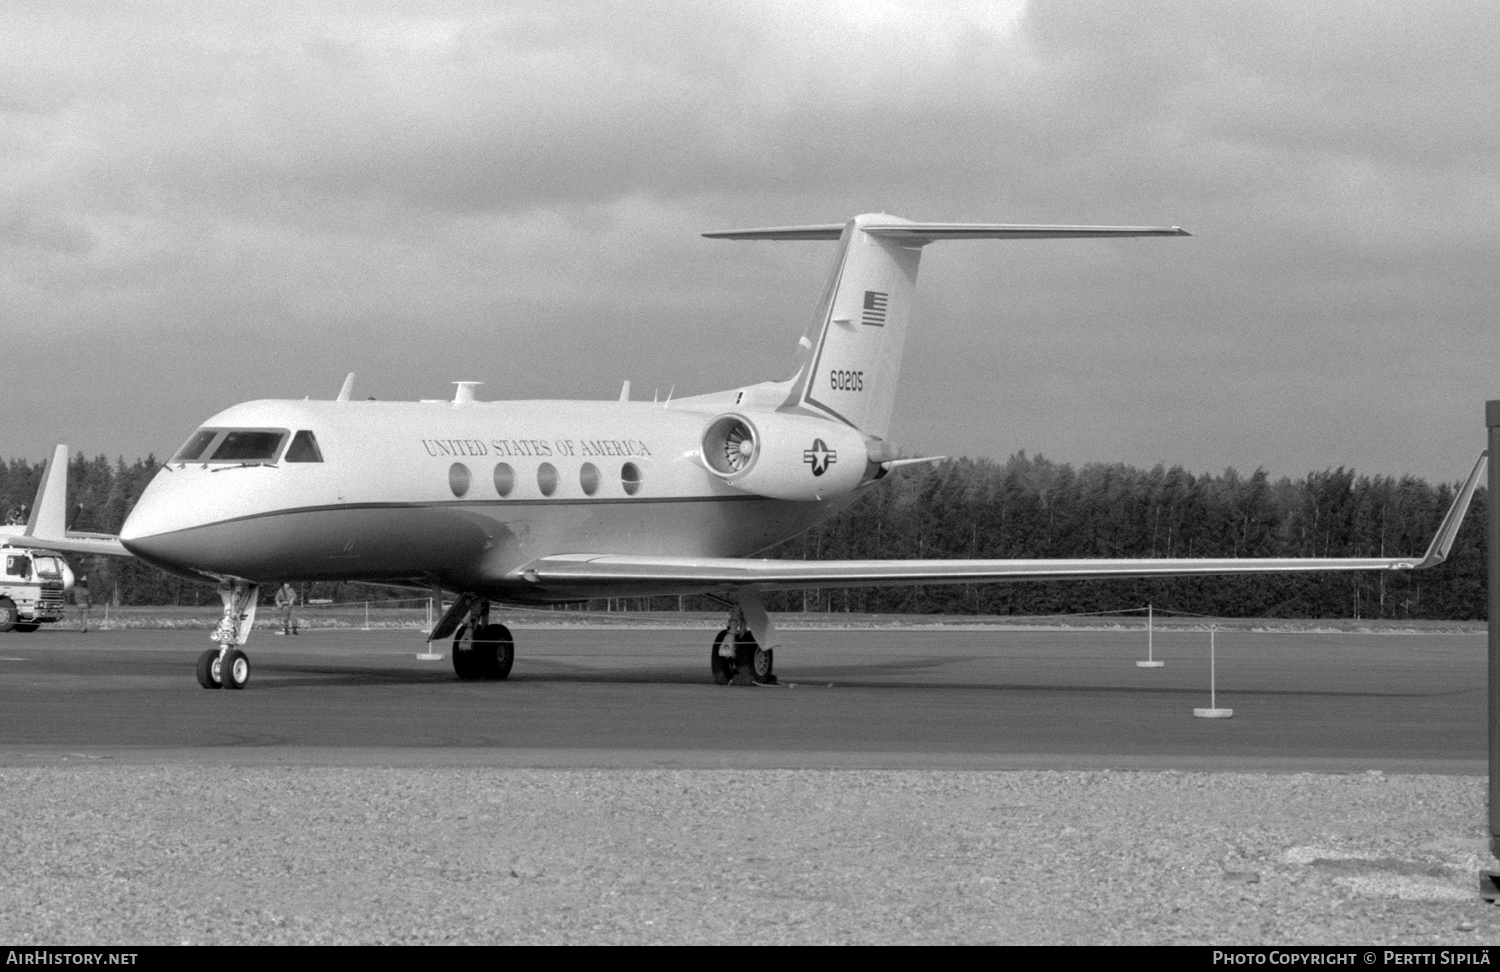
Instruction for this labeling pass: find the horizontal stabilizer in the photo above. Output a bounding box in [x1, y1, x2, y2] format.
[702, 224, 846, 241]
[704, 221, 1190, 242]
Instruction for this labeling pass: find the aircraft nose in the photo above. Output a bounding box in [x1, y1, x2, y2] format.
[119, 528, 208, 576]
[119, 478, 222, 575]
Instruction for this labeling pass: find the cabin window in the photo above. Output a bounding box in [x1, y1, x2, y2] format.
[210, 430, 287, 462]
[493, 463, 514, 497]
[6, 555, 30, 579]
[172, 429, 220, 462]
[537, 462, 558, 497]
[284, 430, 324, 463]
[621, 462, 642, 496]
[449, 463, 471, 498]
[580, 462, 600, 496]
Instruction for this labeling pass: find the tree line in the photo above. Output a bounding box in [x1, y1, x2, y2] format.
[0, 451, 1485, 618]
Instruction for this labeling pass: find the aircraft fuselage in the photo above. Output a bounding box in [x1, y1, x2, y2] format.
[119, 397, 862, 602]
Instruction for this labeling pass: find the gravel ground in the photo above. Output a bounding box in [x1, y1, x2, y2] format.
[2, 767, 1499, 944]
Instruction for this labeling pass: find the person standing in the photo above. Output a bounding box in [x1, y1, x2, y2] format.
[74, 574, 90, 634]
[275, 582, 299, 635]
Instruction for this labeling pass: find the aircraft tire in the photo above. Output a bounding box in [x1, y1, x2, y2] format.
[452, 625, 484, 680]
[748, 641, 776, 685]
[196, 649, 222, 690]
[476, 623, 515, 680]
[0, 598, 16, 633]
[221, 649, 250, 690]
[732, 632, 770, 686]
[13, 623, 39, 633]
[709, 628, 734, 685]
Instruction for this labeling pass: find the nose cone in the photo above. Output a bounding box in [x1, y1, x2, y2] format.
[120, 481, 217, 577]
[120, 465, 278, 579]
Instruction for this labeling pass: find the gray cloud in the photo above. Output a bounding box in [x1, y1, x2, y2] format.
[2, 1, 1496, 481]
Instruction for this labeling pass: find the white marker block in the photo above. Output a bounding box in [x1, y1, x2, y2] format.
[416, 651, 444, 661]
[1194, 707, 1233, 718]
[1136, 660, 1165, 668]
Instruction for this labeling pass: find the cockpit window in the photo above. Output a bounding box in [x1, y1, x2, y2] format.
[172, 427, 290, 464]
[211, 430, 287, 462]
[172, 429, 220, 462]
[284, 430, 324, 463]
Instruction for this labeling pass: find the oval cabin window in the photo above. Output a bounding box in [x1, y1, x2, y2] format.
[537, 462, 558, 497]
[580, 462, 600, 496]
[493, 462, 515, 497]
[449, 462, 471, 498]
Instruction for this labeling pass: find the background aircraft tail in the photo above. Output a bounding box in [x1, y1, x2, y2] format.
[705, 215, 1189, 440]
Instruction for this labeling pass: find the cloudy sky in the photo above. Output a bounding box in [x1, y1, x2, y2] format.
[4, 1, 1497, 481]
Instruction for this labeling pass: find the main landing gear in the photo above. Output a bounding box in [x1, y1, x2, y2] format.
[196, 581, 257, 690]
[431, 595, 514, 681]
[710, 592, 777, 686]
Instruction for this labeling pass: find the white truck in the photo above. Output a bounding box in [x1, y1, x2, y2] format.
[0, 547, 74, 632]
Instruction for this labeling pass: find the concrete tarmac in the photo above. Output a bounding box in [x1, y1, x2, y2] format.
[0, 623, 1484, 772]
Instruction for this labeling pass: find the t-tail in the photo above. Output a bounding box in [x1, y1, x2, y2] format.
[704, 214, 1190, 440]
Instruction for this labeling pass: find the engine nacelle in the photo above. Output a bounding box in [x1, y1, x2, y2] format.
[700, 412, 869, 501]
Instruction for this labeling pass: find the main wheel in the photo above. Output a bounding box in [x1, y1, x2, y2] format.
[452, 625, 484, 680]
[0, 598, 16, 633]
[733, 632, 775, 685]
[743, 634, 775, 685]
[196, 649, 223, 690]
[474, 623, 515, 680]
[709, 628, 734, 685]
[221, 648, 250, 690]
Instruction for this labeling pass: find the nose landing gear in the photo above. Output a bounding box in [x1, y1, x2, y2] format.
[197, 581, 258, 690]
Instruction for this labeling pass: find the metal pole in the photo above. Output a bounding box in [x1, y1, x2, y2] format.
[1206, 627, 1218, 711]
[1487, 401, 1500, 860]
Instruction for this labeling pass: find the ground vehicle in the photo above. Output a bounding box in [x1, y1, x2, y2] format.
[0, 548, 74, 632]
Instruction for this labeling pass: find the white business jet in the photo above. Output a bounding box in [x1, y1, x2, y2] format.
[18, 214, 1485, 690]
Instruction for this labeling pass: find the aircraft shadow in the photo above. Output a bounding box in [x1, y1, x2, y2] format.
[243, 658, 1461, 700]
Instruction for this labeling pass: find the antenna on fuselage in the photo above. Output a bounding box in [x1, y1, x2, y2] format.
[336, 373, 355, 402]
[452, 381, 482, 404]
[619, 380, 631, 402]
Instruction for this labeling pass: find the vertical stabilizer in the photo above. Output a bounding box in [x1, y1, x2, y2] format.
[781, 215, 923, 438]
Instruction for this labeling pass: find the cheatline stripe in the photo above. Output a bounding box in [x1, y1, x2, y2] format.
[124, 493, 784, 537]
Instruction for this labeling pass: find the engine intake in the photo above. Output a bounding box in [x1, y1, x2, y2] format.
[700, 412, 868, 501]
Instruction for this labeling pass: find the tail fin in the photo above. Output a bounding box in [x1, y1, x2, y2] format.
[705, 214, 1189, 439]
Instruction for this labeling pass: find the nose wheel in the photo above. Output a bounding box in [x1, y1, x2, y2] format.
[196, 649, 222, 689]
[195, 647, 251, 689]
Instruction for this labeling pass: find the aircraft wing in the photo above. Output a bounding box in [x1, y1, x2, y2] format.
[2, 445, 131, 558]
[514, 453, 1485, 598]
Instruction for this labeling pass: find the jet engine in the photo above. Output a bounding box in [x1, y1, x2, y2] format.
[700, 412, 869, 501]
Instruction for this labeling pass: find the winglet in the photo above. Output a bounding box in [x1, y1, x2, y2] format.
[23, 445, 69, 540]
[1415, 451, 1487, 568]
